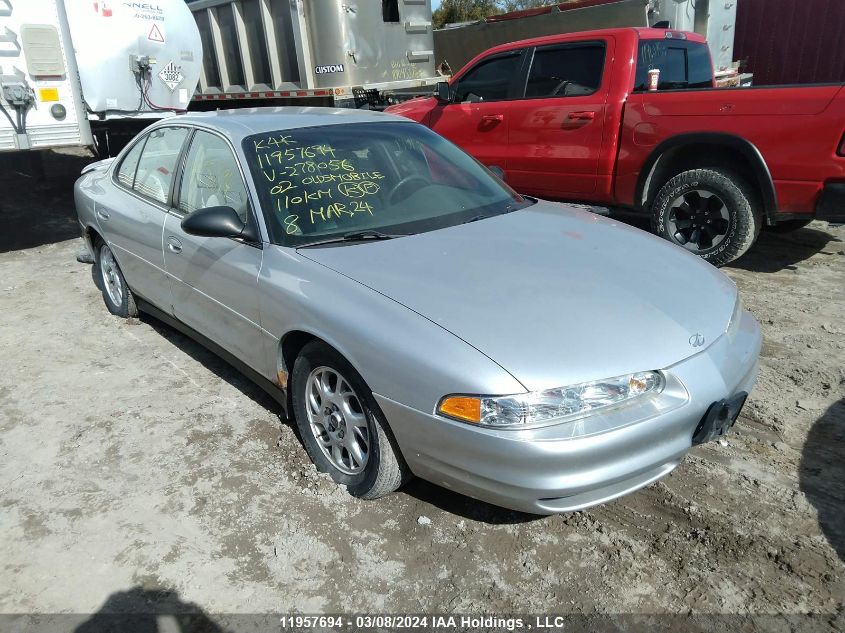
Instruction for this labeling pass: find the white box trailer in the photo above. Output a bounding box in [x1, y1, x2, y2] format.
[0, 0, 91, 152]
[188, 0, 442, 109]
[0, 0, 203, 156]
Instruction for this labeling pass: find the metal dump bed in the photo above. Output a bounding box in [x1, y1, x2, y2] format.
[188, 0, 441, 108]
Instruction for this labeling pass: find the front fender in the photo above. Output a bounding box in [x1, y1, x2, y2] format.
[257, 245, 526, 414]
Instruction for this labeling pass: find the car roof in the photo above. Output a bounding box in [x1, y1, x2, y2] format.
[157, 106, 410, 139]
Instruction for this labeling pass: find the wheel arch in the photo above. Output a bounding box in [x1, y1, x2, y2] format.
[635, 133, 778, 225]
[83, 224, 103, 253]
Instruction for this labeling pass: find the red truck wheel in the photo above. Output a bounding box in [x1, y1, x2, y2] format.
[651, 168, 762, 267]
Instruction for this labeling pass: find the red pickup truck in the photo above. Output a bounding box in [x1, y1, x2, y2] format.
[386, 28, 845, 266]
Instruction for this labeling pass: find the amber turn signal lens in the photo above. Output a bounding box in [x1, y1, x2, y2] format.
[438, 396, 481, 423]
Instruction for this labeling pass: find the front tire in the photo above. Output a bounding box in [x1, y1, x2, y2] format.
[94, 240, 138, 318]
[651, 168, 762, 267]
[291, 341, 409, 500]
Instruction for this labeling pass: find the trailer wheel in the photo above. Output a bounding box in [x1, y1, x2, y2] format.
[651, 168, 762, 267]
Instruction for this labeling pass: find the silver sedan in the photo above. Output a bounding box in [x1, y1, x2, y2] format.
[74, 107, 761, 514]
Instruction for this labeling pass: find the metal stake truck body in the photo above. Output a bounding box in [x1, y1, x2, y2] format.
[0, 0, 203, 156]
[188, 0, 440, 110]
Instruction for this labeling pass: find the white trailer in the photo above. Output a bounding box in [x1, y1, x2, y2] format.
[0, 0, 91, 152]
[0, 0, 203, 156]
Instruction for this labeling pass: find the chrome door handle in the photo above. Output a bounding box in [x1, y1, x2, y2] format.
[167, 236, 183, 253]
[96, 208, 110, 221]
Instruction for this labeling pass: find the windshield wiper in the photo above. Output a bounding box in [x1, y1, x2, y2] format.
[460, 202, 528, 226]
[298, 230, 405, 248]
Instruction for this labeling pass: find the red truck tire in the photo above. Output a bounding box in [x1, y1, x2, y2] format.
[650, 168, 763, 267]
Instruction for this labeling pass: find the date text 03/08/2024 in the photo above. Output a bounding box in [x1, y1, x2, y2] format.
[279, 614, 572, 630]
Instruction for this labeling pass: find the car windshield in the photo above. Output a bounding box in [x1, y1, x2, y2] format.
[241, 121, 531, 246]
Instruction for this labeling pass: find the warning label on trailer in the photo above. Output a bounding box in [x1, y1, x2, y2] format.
[148, 24, 165, 43]
[158, 62, 183, 91]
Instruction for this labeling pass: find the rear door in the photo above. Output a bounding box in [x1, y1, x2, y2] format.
[162, 128, 265, 372]
[428, 49, 527, 173]
[99, 126, 189, 311]
[506, 40, 611, 197]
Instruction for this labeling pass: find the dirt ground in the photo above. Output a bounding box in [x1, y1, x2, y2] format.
[0, 150, 843, 631]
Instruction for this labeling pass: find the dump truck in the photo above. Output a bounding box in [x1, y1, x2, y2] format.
[187, 0, 441, 110]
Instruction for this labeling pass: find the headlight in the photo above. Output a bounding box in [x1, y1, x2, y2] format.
[437, 371, 664, 428]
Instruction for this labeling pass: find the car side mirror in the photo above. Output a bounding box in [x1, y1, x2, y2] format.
[181, 205, 258, 242]
[436, 81, 451, 103]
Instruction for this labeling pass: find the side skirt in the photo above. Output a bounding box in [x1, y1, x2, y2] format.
[136, 299, 288, 415]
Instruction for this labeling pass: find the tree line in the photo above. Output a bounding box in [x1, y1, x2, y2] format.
[433, 0, 557, 29]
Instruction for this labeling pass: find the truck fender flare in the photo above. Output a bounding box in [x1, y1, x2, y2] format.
[635, 132, 778, 220]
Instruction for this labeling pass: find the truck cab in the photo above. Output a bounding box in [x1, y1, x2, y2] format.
[388, 28, 845, 266]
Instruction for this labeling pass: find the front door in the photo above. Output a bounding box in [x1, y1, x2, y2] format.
[506, 41, 610, 197]
[162, 129, 265, 372]
[429, 49, 525, 175]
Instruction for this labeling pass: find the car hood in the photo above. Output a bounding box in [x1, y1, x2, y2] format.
[299, 203, 737, 392]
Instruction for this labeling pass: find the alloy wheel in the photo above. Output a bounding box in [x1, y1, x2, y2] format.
[305, 366, 370, 475]
[667, 189, 730, 252]
[99, 245, 124, 307]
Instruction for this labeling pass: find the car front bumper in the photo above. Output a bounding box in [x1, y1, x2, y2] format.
[374, 311, 761, 515]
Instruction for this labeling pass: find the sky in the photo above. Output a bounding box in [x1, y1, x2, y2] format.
[432, 0, 441, 10]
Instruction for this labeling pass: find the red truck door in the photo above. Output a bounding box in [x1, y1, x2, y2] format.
[428, 50, 526, 173]
[506, 40, 611, 197]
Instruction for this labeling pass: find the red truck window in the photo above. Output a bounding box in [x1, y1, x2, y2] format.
[634, 40, 712, 91]
[454, 52, 522, 103]
[524, 43, 605, 98]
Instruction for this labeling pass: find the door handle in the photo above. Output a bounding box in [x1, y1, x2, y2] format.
[167, 236, 183, 254]
[96, 208, 110, 221]
[480, 114, 504, 123]
[568, 111, 596, 120]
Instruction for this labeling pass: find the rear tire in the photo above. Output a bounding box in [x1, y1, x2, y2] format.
[651, 168, 762, 267]
[291, 341, 410, 500]
[93, 240, 138, 318]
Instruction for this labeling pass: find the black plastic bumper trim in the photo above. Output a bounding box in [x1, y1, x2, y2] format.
[816, 183, 845, 223]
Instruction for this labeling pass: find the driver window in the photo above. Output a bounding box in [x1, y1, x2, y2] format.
[524, 43, 605, 98]
[453, 52, 521, 103]
[179, 131, 249, 222]
[133, 127, 189, 204]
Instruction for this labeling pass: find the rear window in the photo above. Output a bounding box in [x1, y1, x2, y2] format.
[634, 39, 713, 91]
